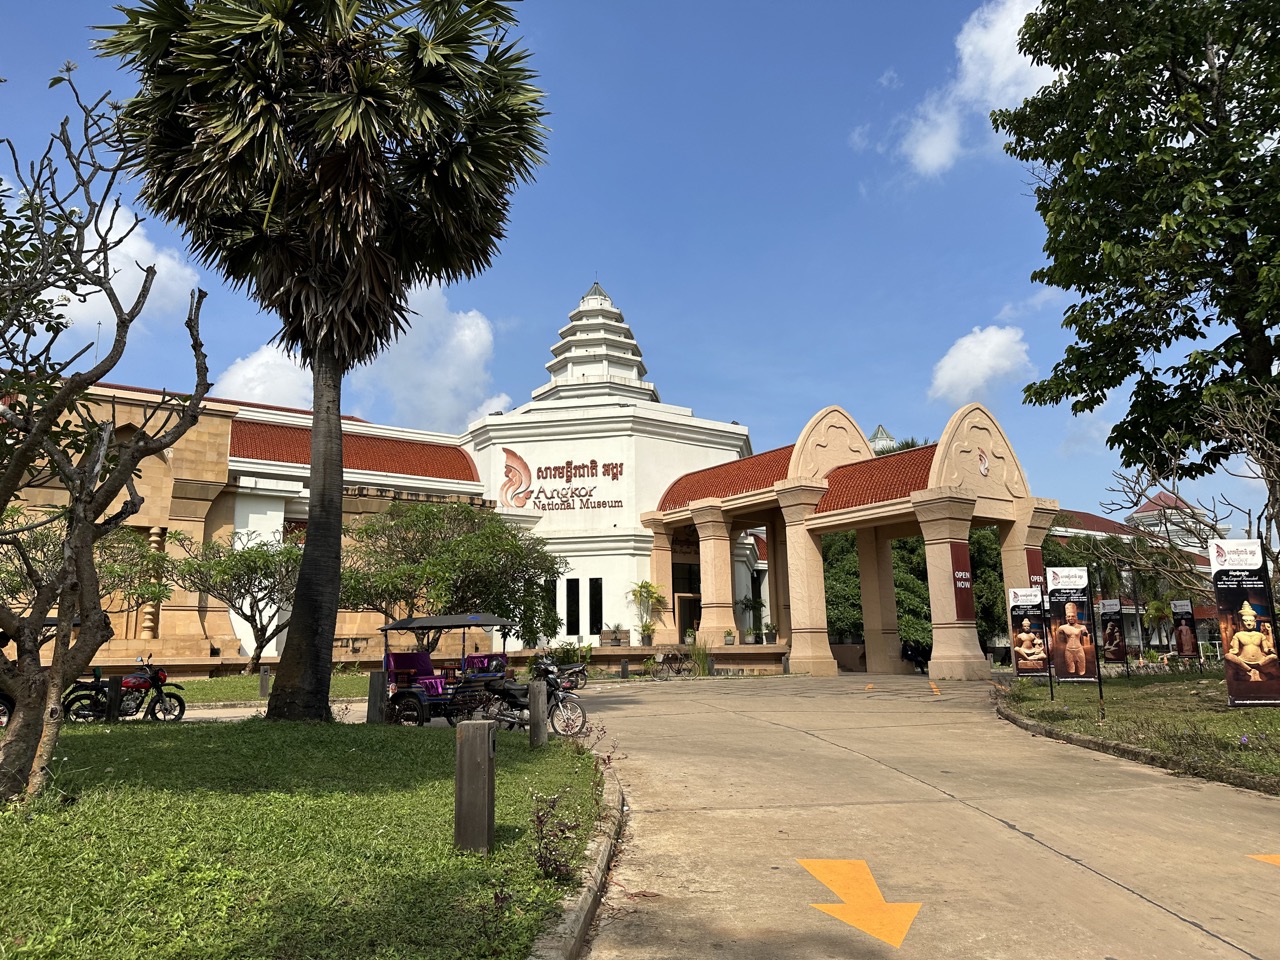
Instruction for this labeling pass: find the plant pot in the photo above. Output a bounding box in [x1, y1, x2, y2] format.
[723, 634, 735, 646]
[641, 635, 653, 646]
[765, 633, 777, 644]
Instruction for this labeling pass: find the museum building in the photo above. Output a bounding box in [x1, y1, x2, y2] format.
[59, 284, 1056, 680]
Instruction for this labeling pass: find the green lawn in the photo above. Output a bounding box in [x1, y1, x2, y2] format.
[1000, 666, 1280, 786]
[178, 671, 373, 704]
[0, 720, 599, 960]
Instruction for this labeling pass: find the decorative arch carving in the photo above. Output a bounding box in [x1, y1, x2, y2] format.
[929, 403, 1029, 502]
[787, 406, 872, 480]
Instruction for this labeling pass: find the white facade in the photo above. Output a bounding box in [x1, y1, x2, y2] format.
[463, 285, 751, 645]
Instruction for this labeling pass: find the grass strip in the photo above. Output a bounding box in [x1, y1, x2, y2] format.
[998, 666, 1280, 788]
[177, 672, 372, 705]
[1, 720, 599, 960]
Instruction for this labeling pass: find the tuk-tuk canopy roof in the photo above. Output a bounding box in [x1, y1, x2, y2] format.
[378, 613, 517, 633]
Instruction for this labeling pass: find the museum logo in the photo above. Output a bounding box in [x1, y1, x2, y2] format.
[1210, 539, 1263, 574]
[499, 447, 626, 512]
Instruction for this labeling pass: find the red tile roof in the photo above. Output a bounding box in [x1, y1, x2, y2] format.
[658, 446, 795, 511]
[815, 444, 936, 513]
[1133, 491, 1193, 514]
[230, 420, 478, 482]
[95, 381, 370, 422]
[1056, 509, 1143, 537]
[753, 534, 768, 563]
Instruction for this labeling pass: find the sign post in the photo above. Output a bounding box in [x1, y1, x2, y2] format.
[1047, 567, 1104, 719]
[1209, 540, 1280, 708]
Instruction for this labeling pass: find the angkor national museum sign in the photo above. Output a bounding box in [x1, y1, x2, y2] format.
[499, 448, 626, 512]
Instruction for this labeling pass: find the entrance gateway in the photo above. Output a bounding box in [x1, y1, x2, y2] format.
[642, 404, 1058, 679]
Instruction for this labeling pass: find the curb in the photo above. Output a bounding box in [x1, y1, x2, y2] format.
[527, 766, 625, 960]
[995, 703, 1280, 797]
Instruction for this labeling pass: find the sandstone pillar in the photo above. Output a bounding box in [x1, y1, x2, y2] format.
[911, 488, 989, 681]
[999, 497, 1059, 596]
[858, 526, 914, 674]
[776, 479, 836, 676]
[690, 501, 736, 643]
[767, 514, 792, 640]
[641, 514, 678, 645]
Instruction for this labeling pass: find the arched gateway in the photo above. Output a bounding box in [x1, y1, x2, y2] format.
[640, 404, 1058, 679]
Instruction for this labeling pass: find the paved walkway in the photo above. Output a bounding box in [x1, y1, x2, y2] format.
[580, 674, 1279, 960]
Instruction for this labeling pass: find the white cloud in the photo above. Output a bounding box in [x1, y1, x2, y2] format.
[993, 287, 1065, 322]
[847, 124, 872, 152]
[59, 211, 199, 340]
[466, 393, 513, 426]
[349, 284, 507, 433]
[928, 324, 1033, 403]
[214, 345, 312, 410]
[878, 68, 901, 89]
[900, 0, 1052, 176]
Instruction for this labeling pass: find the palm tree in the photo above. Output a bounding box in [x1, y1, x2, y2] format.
[101, 1, 545, 718]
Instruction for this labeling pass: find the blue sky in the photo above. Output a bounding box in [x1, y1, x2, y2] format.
[0, 0, 1255, 526]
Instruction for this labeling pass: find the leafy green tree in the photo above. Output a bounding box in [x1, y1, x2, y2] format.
[341, 502, 565, 649]
[167, 531, 304, 673]
[102, 1, 546, 719]
[821, 532, 862, 642]
[992, 0, 1280, 476]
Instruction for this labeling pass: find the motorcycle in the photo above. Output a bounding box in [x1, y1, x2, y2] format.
[557, 660, 589, 690]
[483, 659, 587, 736]
[64, 656, 186, 722]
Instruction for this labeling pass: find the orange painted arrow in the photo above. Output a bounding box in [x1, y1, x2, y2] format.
[1250, 855, 1280, 868]
[865, 683, 874, 690]
[797, 859, 921, 948]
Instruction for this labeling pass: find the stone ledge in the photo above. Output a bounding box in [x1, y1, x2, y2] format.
[994, 703, 1280, 797]
[527, 765, 625, 960]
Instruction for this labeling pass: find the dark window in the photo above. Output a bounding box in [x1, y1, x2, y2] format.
[565, 578, 580, 636]
[673, 563, 701, 595]
[588, 578, 603, 636]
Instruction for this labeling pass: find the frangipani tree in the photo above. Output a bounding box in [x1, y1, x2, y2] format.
[102, 0, 546, 718]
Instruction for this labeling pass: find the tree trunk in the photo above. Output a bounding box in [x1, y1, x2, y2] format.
[0, 685, 45, 801]
[267, 353, 343, 720]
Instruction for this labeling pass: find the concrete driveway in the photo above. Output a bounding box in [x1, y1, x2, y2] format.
[580, 674, 1279, 960]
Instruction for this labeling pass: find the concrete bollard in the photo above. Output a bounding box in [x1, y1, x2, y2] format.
[528, 679, 548, 748]
[366, 670, 387, 724]
[105, 675, 123, 722]
[620, 659, 629, 679]
[707, 655, 716, 676]
[259, 665, 271, 698]
[454, 720, 497, 853]
[782, 654, 790, 675]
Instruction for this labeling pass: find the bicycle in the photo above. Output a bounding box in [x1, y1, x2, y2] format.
[652, 649, 702, 680]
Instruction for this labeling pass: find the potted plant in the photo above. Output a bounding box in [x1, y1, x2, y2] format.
[723, 628, 735, 646]
[602, 622, 626, 646]
[683, 628, 696, 645]
[736, 593, 766, 639]
[763, 621, 778, 644]
[628, 580, 668, 645]
[744, 629, 758, 645]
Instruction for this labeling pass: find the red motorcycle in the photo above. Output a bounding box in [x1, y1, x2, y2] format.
[64, 656, 185, 722]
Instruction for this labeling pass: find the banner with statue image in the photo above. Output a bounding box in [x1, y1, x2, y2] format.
[1209, 540, 1280, 708]
[1170, 599, 1200, 659]
[1009, 588, 1048, 676]
[1046, 567, 1098, 681]
[1098, 599, 1127, 663]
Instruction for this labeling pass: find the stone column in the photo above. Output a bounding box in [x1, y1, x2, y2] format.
[999, 497, 1059, 594]
[139, 526, 165, 641]
[641, 514, 677, 645]
[911, 488, 989, 681]
[859, 526, 914, 674]
[690, 501, 736, 643]
[776, 479, 836, 676]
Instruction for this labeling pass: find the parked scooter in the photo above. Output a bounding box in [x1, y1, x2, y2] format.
[64, 656, 186, 722]
[484, 659, 587, 736]
[557, 661, 589, 689]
